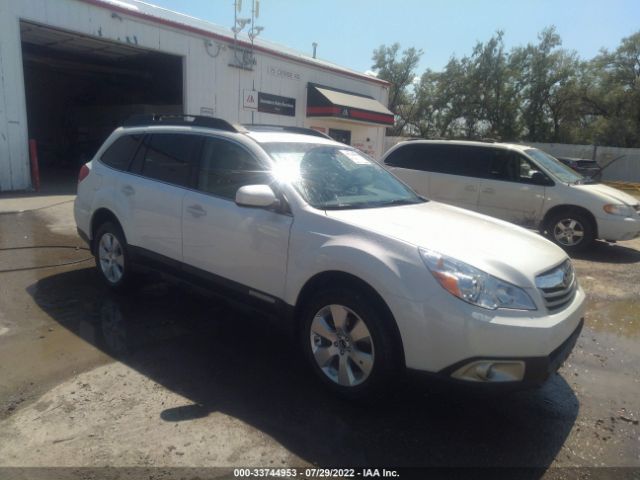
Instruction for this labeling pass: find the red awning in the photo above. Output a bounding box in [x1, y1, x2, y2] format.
[307, 85, 394, 126]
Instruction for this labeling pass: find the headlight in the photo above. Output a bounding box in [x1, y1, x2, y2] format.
[419, 248, 537, 311]
[603, 204, 634, 217]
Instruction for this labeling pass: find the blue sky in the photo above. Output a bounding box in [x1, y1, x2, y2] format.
[146, 0, 640, 73]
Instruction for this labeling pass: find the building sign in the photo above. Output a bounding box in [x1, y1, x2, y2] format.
[258, 92, 296, 116]
[267, 65, 301, 81]
[243, 90, 258, 110]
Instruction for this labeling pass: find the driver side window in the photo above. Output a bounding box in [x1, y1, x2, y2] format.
[515, 154, 551, 185]
[197, 138, 271, 200]
[486, 150, 550, 185]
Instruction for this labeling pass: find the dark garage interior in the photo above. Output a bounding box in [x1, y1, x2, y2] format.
[20, 21, 184, 191]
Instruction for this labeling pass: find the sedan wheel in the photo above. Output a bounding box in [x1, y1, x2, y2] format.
[309, 304, 375, 387]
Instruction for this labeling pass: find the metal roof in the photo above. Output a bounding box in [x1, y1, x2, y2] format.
[77, 0, 390, 87]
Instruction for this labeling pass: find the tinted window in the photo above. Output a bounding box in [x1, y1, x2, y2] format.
[438, 146, 490, 177]
[197, 138, 270, 199]
[386, 143, 489, 178]
[133, 134, 202, 187]
[384, 144, 425, 170]
[100, 135, 141, 170]
[486, 149, 517, 181]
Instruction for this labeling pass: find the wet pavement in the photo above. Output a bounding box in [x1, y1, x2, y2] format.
[0, 200, 639, 475]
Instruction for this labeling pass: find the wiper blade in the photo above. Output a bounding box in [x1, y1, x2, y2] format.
[377, 199, 424, 207]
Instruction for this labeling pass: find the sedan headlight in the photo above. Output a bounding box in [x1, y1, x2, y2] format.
[419, 248, 537, 311]
[603, 204, 635, 217]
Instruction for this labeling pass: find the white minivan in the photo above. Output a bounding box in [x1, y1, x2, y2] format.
[382, 140, 640, 252]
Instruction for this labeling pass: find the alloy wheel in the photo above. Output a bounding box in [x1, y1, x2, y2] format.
[309, 304, 375, 387]
[553, 218, 585, 246]
[98, 233, 125, 283]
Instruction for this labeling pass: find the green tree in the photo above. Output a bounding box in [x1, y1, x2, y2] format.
[509, 27, 580, 142]
[371, 43, 423, 135]
[582, 32, 640, 147]
[469, 31, 520, 140]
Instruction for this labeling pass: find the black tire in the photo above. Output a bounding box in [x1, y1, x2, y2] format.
[93, 222, 132, 291]
[299, 286, 403, 400]
[545, 209, 595, 253]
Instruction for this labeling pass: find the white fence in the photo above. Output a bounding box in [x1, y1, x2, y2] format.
[383, 138, 640, 183]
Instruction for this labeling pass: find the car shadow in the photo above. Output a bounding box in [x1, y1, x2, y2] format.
[571, 240, 640, 264]
[29, 268, 579, 471]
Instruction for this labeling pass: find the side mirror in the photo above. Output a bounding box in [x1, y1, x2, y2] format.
[235, 185, 279, 209]
[530, 171, 552, 186]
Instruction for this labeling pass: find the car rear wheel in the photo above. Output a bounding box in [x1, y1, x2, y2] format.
[94, 222, 132, 290]
[300, 287, 402, 400]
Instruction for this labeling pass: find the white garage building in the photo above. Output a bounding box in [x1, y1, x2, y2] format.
[0, 0, 393, 192]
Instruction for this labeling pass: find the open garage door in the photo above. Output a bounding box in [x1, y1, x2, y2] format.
[20, 21, 184, 192]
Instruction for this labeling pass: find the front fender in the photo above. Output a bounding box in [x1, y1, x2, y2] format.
[284, 222, 427, 307]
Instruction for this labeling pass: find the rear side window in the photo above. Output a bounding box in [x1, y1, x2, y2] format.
[386, 143, 489, 178]
[100, 135, 141, 171]
[131, 134, 202, 187]
[197, 138, 270, 199]
[436, 146, 490, 177]
[384, 144, 425, 170]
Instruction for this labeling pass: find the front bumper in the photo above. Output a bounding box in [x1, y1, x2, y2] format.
[596, 214, 640, 241]
[433, 318, 583, 386]
[386, 280, 586, 383]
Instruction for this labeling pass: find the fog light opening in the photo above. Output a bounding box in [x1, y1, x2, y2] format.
[451, 360, 525, 382]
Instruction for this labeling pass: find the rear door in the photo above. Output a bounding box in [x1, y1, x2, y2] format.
[385, 144, 485, 211]
[476, 149, 548, 227]
[384, 143, 433, 197]
[119, 133, 202, 262]
[181, 137, 292, 300]
[426, 145, 487, 211]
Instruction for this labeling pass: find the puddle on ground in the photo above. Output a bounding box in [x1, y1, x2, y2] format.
[586, 299, 640, 339]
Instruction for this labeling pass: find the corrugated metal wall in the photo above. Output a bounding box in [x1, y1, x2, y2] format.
[0, 0, 389, 191]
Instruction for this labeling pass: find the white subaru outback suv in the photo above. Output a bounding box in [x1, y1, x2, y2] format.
[75, 115, 585, 398]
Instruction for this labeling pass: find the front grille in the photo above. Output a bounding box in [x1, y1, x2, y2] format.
[535, 260, 577, 312]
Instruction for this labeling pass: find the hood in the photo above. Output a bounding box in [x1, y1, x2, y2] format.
[574, 183, 639, 206]
[326, 201, 568, 287]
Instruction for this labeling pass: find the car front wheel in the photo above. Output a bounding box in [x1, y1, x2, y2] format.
[300, 287, 401, 399]
[546, 210, 595, 252]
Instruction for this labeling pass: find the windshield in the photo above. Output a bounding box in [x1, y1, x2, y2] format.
[525, 148, 584, 184]
[264, 143, 424, 210]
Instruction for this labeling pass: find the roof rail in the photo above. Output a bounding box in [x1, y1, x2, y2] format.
[123, 114, 241, 133]
[242, 124, 333, 140]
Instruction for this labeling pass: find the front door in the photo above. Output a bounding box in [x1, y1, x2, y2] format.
[476, 150, 547, 227]
[181, 137, 292, 300]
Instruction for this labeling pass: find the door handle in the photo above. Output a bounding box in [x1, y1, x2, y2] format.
[482, 187, 495, 194]
[187, 204, 206, 217]
[464, 185, 477, 192]
[121, 185, 135, 196]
